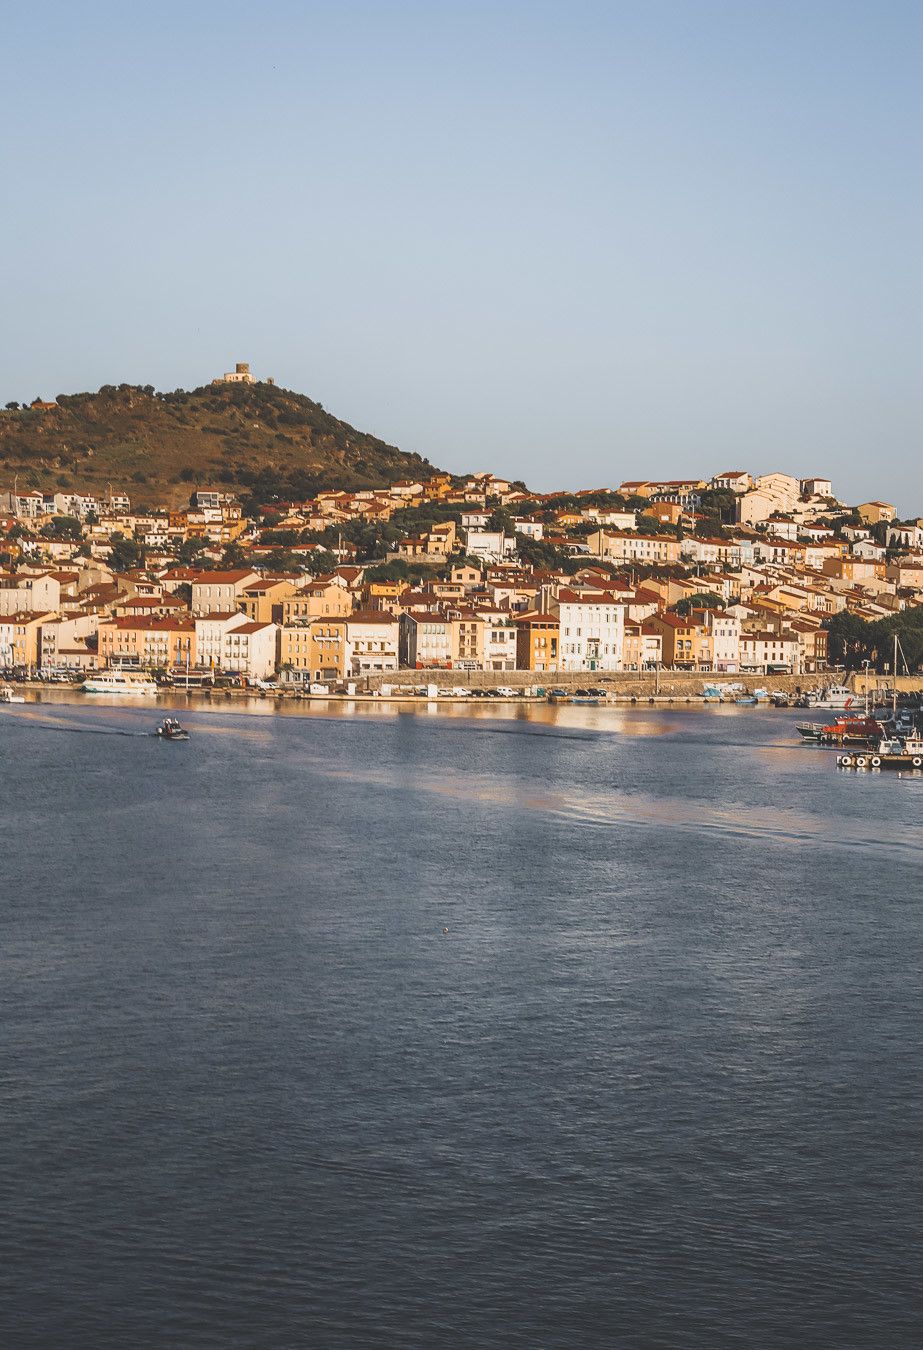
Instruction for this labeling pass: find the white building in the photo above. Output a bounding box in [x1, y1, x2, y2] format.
[477, 608, 518, 671]
[555, 588, 625, 672]
[740, 630, 801, 673]
[711, 471, 752, 493]
[512, 517, 545, 539]
[0, 572, 61, 617]
[584, 508, 637, 530]
[195, 612, 251, 670]
[190, 569, 259, 615]
[887, 522, 923, 550]
[222, 621, 278, 681]
[800, 477, 833, 498]
[697, 609, 741, 673]
[38, 614, 99, 671]
[346, 611, 399, 677]
[588, 530, 681, 565]
[215, 362, 257, 385]
[464, 528, 515, 561]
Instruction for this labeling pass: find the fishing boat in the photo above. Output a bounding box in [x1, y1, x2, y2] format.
[82, 671, 159, 696]
[796, 683, 855, 711]
[0, 685, 26, 704]
[798, 714, 883, 745]
[820, 715, 883, 746]
[838, 735, 923, 770]
[154, 718, 190, 741]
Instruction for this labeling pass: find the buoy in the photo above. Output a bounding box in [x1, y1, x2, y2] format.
[442, 927, 448, 935]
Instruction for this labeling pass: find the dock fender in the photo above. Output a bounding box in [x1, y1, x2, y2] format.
[870, 756, 881, 768]
[855, 756, 867, 768]
[840, 755, 853, 767]
[913, 757, 922, 768]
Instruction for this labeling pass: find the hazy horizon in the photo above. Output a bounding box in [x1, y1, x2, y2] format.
[2, 0, 921, 511]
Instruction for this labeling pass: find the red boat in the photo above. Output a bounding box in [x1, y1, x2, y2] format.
[818, 715, 883, 746]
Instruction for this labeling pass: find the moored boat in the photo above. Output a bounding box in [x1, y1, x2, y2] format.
[796, 683, 855, 711]
[82, 671, 159, 696]
[838, 735, 923, 770]
[0, 685, 26, 704]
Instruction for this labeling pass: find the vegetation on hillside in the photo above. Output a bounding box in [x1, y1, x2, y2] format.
[0, 380, 437, 507]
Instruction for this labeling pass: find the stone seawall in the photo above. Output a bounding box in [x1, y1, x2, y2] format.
[361, 670, 843, 697]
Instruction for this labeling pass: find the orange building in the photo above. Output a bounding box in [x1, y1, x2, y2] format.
[514, 610, 559, 671]
[97, 616, 196, 670]
[279, 619, 347, 683]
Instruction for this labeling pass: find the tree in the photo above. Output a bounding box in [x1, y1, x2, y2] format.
[40, 515, 83, 541]
[177, 538, 209, 565]
[108, 534, 145, 571]
[674, 592, 725, 616]
[220, 543, 246, 568]
[5, 401, 19, 411]
[824, 608, 923, 671]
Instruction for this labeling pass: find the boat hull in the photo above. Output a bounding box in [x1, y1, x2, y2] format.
[82, 680, 158, 695]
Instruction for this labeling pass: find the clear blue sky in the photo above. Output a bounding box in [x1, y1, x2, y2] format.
[2, 0, 921, 509]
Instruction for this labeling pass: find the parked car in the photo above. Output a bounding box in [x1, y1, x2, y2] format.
[494, 687, 517, 697]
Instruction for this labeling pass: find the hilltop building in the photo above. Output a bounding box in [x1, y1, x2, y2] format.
[213, 362, 274, 387]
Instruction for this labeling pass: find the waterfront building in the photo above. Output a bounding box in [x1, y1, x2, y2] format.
[221, 621, 278, 681]
[399, 611, 452, 669]
[97, 616, 196, 671]
[514, 611, 559, 672]
[555, 588, 625, 672]
[344, 611, 399, 678]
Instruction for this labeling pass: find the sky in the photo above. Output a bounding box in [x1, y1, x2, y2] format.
[1, 0, 921, 509]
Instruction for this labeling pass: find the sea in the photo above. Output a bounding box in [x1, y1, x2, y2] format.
[1, 694, 921, 1349]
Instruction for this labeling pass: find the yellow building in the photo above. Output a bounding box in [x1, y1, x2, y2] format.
[238, 578, 300, 624]
[0, 611, 52, 670]
[279, 619, 347, 683]
[281, 579, 353, 622]
[644, 612, 710, 669]
[514, 610, 559, 671]
[97, 617, 196, 670]
[856, 501, 896, 525]
[448, 609, 485, 669]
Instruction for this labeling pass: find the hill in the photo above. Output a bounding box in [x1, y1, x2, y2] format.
[0, 379, 439, 508]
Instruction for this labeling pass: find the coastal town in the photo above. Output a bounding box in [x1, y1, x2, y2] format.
[1, 380, 921, 693]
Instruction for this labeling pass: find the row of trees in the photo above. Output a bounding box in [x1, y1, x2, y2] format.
[824, 608, 923, 672]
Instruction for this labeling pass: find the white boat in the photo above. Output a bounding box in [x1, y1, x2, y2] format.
[82, 671, 159, 696]
[0, 686, 26, 703]
[801, 683, 855, 711]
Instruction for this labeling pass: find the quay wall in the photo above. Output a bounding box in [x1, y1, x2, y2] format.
[359, 670, 842, 697]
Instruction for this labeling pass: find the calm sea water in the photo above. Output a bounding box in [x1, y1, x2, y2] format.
[1, 695, 921, 1349]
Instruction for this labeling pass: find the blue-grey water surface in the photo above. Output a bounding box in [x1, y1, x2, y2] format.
[1, 696, 921, 1348]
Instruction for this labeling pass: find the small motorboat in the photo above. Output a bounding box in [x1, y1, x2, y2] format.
[0, 686, 26, 704]
[155, 718, 190, 741]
